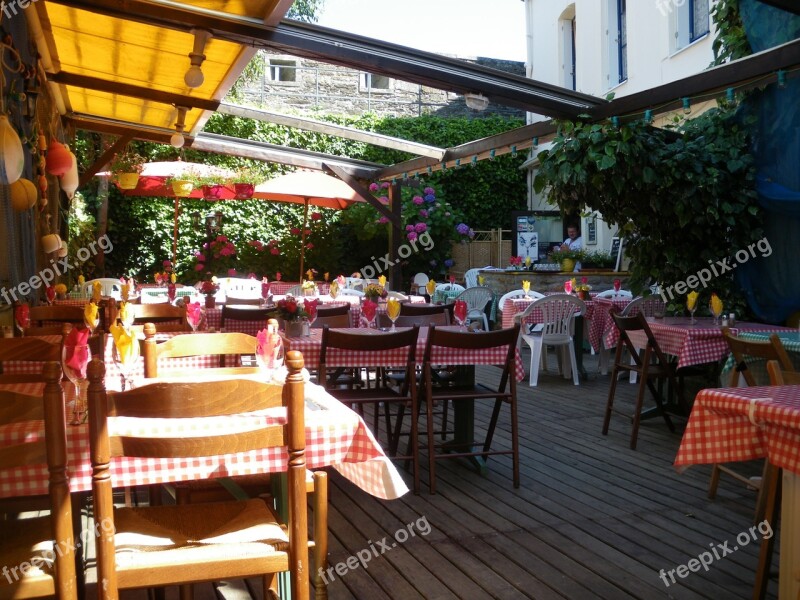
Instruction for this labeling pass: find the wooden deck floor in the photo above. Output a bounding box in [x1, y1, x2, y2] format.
[103, 350, 778, 600]
[318, 351, 778, 600]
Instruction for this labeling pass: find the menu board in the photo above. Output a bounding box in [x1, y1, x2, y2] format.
[610, 237, 623, 272]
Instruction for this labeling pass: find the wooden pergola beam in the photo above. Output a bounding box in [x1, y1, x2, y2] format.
[78, 134, 133, 188]
[322, 163, 400, 227]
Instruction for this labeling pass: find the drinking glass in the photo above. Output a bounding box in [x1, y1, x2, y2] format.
[14, 310, 30, 337]
[186, 304, 203, 332]
[167, 283, 176, 303]
[260, 281, 271, 306]
[454, 300, 468, 330]
[387, 297, 401, 331]
[710, 302, 723, 326]
[256, 337, 284, 382]
[306, 305, 318, 333]
[613, 279, 621, 293]
[687, 303, 697, 324]
[62, 344, 91, 424]
[112, 336, 139, 391]
[45, 286, 56, 305]
[564, 280, 573, 295]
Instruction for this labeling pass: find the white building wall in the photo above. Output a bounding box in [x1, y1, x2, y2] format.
[524, 0, 717, 255]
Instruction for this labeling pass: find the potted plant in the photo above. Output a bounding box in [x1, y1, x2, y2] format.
[270, 297, 308, 337]
[199, 279, 219, 308]
[110, 150, 145, 190]
[581, 250, 615, 270]
[549, 248, 583, 273]
[231, 167, 257, 199]
[192, 174, 227, 200]
[166, 176, 194, 197]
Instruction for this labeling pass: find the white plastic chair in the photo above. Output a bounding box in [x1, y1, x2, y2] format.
[339, 288, 365, 297]
[517, 294, 586, 386]
[499, 290, 545, 349]
[454, 287, 494, 331]
[284, 284, 303, 296]
[345, 277, 364, 290]
[222, 277, 261, 297]
[435, 283, 465, 294]
[595, 289, 633, 299]
[463, 268, 482, 289]
[411, 273, 429, 295]
[83, 278, 122, 299]
[387, 291, 409, 301]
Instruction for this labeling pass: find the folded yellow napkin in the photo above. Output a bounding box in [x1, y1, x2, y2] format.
[522, 280, 530, 293]
[378, 275, 387, 287]
[329, 280, 339, 298]
[426, 279, 436, 296]
[84, 302, 99, 327]
[77, 275, 85, 285]
[120, 284, 129, 301]
[686, 291, 698, 311]
[92, 281, 102, 302]
[118, 302, 133, 326]
[710, 293, 723, 316]
[109, 324, 138, 366]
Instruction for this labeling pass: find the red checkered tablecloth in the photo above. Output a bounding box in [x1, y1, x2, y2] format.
[674, 384, 800, 475]
[624, 318, 795, 370]
[0, 380, 407, 500]
[283, 327, 525, 381]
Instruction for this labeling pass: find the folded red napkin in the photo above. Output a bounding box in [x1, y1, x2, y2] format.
[256, 323, 283, 368]
[303, 298, 318, 319]
[64, 326, 91, 378]
[186, 302, 202, 327]
[361, 299, 377, 323]
[14, 304, 29, 328]
[46, 286, 56, 303]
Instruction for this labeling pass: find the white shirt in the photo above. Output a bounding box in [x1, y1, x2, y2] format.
[563, 236, 583, 251]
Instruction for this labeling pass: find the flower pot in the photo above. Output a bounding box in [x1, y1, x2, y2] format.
[201, 184, 225, 200]
[560, 258, 576, 273]
[233, 183, 254, 199]
[171, 180, 194, 197]
[204, 294, 216, 309]
[116, 172, 140, 190]
[285, 320, 305, 338]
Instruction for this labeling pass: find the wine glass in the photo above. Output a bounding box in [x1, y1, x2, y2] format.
[710, 300, 723, 326]
[84, 304, 100, 335]
[186, 302, 203, 333]
[167, 282, 176, 304]
[305, 302, 318, 333]
[112, 333, 140, 391]
[453, 300, 468, 330]
[45, 286, 56, 305]
[613, 278, 622, 294]
[564, 280, 573, 295]
[62, 343, 91, 424]
[260, 280, 271, 307]
[386, 297, 401, 331]
[256, 337, 284, 382]
[361, 300, 377, 329]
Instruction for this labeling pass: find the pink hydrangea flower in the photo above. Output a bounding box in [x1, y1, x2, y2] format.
[412, 195, 424, 205]
[407, 232, 418, 241]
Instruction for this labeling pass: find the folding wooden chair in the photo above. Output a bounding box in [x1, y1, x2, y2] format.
[421, 324, 520, 494]
[708, 330, 796, 522]
[602, 312, 679, 450]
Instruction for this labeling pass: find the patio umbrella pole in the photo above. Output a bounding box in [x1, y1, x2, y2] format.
[299, 198, 309, 281]
[173, 197, 180, 267]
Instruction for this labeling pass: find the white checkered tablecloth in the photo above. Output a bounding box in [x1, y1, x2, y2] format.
[0, 380, 407, 500]
[625, 318, 796, 370]
[674, 384, 800, 476]
[283, 327, 525, 382]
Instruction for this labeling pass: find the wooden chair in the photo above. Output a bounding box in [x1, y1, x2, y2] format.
[400, 302, 454, 322]
[516, 294, 586, 386]
[377, 312, 449, 328]
[602, 312, 679, 450]
[131, 303, 189, 332]
[86, 354, 311, 600]
[749, 359, 800, 600]
[25, 304, 86, 336]
[312, 313, 351, 329]
[707, 330, 796, 522]
[316, 303, 351, 318]
[595, 289, 633, 299]
[319, 325, 421, 493]
[0, 336, 61, 384]
[219, 304, 273, 331]
[421, 324, 520, 494]
[0, 362, 77, 600]
[143, 324, 260, 377]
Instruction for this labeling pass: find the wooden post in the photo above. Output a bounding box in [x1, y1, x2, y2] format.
[172, 198, 180, 267]
[388, 182, 402, 291]
[299, 199, 309, 282]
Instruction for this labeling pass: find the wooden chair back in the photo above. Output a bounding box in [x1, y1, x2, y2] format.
[378, 312, 449, 328]
[142, 324, 260, 378]
[0, 336, 62, 384]
[400, 302, 455, 321]
[86, 353, 309, 599]
[610, 311, 673, 369]
[317, 303, 352, 318]
[0, 362, 77, 599]
[219, 305, 273, 330]
[312, 313, 351, 329]
[131, 303, 188, 331]
[721, 328, 795, 387]
[766, 359, 800, 385]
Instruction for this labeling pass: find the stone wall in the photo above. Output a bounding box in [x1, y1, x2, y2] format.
[239, 50, 526, 120]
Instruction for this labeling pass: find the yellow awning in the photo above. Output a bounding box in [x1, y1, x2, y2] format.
[33, 1, 290, 134]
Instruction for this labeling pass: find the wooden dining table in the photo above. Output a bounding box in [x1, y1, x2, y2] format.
[674, 384, 800, 599]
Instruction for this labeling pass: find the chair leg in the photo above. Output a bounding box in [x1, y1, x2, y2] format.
[708, 463, 722, 500]
[603, 366, 620, 435]
[426, 388, 437, 494]
[753, 460, 772, 526]
[753, 463, 780, 600]
[528, 339, 542, 387]
[630, 377, 649, 450]
[313, 472, 329, 600]
[568, 340, 579, 385]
